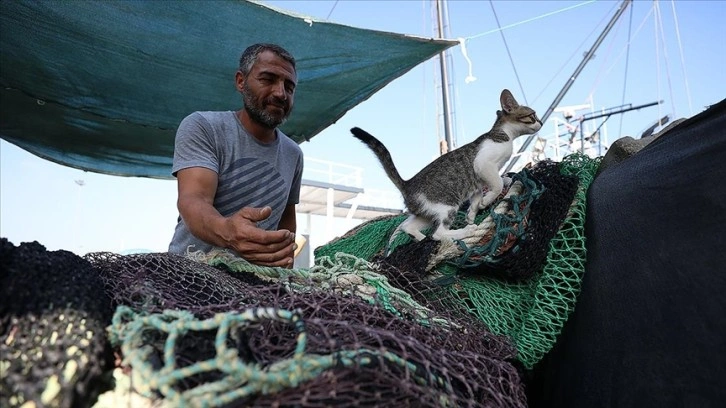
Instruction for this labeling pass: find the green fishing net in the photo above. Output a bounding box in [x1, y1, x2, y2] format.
[1, 153, 598, 406]
[315, 153, 600, 368]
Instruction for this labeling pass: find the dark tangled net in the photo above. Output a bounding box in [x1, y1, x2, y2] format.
[0, 239, 114, 408]
[87, 251, 527, 407]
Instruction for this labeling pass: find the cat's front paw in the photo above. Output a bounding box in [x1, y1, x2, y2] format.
[478, 199, 494, 210]
[465, 204, 479, 223]
[502, 176, 513, 189]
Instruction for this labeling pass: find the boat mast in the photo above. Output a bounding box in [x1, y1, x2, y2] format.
[504, 0, 633, 173]
[436, 0, 455, 154]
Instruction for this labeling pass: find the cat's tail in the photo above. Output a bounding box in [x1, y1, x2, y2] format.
[350, 127, 406, 191]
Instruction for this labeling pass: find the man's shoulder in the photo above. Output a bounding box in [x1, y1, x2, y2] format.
[184, 110, 234, 124]
[277, 130, 303, 154]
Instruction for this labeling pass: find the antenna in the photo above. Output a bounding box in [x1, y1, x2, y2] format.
[575, 100, 662, 153]
[554, 104, 591, 121]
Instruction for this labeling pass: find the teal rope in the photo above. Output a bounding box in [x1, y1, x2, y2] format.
[108, 306, 457, 407]
[198, 251, 452, 327]
[450, 168, 543, 269]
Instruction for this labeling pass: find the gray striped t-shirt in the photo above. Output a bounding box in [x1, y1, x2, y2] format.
[168, 111, 303, 255]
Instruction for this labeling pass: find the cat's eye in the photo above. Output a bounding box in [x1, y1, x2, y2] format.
[519, 113, 536, 123]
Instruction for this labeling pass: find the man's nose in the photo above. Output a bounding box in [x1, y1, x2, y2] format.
[272, 81, 287, 100]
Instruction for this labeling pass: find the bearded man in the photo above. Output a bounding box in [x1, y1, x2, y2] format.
[168, 43, 302, 268]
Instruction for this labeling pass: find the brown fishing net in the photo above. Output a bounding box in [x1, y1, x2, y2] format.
[88, 251, 527, 407]
[1, 154, 599, 407]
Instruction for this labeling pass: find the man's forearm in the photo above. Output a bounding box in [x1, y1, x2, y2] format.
[178, 198, 229, 249]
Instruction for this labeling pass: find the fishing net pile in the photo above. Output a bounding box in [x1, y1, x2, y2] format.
[0, 153, 599, 407]
[315, 154, 599, 368]
[90, 251, 524, 407]
[0, 239, 115, 408]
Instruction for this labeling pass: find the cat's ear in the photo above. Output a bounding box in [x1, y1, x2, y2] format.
[500, 89, 519, 112]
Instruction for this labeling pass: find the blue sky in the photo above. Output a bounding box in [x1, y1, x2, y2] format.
[2, 0, 725, 255]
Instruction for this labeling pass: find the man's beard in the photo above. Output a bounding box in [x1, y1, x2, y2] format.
[242, 83, 292, 129]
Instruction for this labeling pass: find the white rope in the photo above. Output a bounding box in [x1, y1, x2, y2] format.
[457, 38, 477, 84]
[426, 181, 524, 271]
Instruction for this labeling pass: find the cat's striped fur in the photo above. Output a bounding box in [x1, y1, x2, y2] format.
[351, 89, 541, 241]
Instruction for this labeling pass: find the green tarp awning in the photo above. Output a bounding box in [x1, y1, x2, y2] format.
[0, 0, 456, 178]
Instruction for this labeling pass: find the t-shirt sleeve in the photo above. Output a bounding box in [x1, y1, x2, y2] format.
[171, 112, 219, 177]
[287, 152, 303, 205]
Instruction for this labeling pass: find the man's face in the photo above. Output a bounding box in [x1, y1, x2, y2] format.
[239, 50, 297, 129]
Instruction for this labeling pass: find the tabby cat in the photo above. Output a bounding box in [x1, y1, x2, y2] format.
[351, 89, 541, 241]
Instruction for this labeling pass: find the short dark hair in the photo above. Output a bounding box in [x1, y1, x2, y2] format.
[238, 43, 296, 75]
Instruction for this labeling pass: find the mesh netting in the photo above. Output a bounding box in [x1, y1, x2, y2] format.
[88, 251, 526, 407]
[315, 154, 600, 368]
[314, 214, 407, 261]
[0, 239, 115, 408]
[385, 167, 548, 279]
[1, 153, 599, 406]
[461, 161, 580, 280]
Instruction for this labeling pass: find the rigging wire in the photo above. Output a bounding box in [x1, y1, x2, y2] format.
[421, 0, 434, 154]
[458, 0, 599, 99]
[655, 0, 678, 118]
[585, 8, 627, 105]
[325, 0, 339, 20]
[454, 0, 600, 107]
[580, 12, 626, 148]
[488, 0, 528, 105]
[427, 0, 457, 152]
[585, 3, 658, 135]
[443, 0, 460, 147]
[617, 2, 635, 138]
[530, 1, 619, 106]
[654, 0, 662, 122]
[433, 0, 457, 150]
[599, 7, 655, 85]
[442, 0, 463, 147]
[670, 0, 693, 116]
[467, 0, 596, 40]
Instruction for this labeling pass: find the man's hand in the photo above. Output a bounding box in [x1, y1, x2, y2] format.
[176, 168, 296, 267]
[222, 206, 296, 267]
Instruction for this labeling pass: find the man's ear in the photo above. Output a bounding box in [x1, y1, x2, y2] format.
[235, 71, 245, 93]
